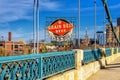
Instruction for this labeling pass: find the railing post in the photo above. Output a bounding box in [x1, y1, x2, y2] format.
[39, 57, 42, 80]
[101, 48, 106, 68]
[116, 47, 118, 54]
[118, 48, 120, 54]
[115, 47, 119, 58]
[101, 48, 105, 58]
[74, 49, 83, 80]
[22, 60, 25, 80]
[111, 48, 115, 61]
[75, 49, 82, 70]
[110, 47, 114, 61]
[118, 47, 120, 56]
[111, 48, 114, 55]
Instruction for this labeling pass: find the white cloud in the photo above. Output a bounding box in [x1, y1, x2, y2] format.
[79, 25, 105, 38]
[110, 3, 120, 9]
[80, 3, 120, 12]
[0, 0, 60, 23]
[0, 0, 33, 23]
[0, 28, 32, 41]
[81, 7, 93, 12]
[61, 7, 95, 12]
[0, 0, 119, 24]
[40, 0, 61, 11]
[80, 29, 97, 39]
[0, 0, 60, 41]
[0, 27, 46, 43]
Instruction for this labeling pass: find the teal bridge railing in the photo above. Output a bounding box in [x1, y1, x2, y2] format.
[0, 50, 76, 80]
[105, 48, 112, 57]
[114, 48, 117, 54]
[83, 49, 102, 64]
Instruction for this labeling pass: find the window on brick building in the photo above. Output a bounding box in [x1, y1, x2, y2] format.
[0, 44, 3, 46]
[14, 45, 18, 48]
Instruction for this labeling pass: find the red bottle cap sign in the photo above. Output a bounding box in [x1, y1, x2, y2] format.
[46, 19, 74, 36]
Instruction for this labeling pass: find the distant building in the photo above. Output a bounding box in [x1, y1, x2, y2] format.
[117, 18, 120, 39]
[85, 27, 90, 46]
[106, 24, 119, 46]
[0, 32, 25, 56]
[117, 18, 120, 26]
[96, 31, 106, 45]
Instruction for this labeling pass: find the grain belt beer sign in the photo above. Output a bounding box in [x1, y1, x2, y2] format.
[46, 19, 74, 42]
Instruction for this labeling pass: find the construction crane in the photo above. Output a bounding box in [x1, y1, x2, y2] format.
[101, 0, 120, 44]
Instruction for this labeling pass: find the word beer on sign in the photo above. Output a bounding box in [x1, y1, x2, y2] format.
[46, 19, 74, 42]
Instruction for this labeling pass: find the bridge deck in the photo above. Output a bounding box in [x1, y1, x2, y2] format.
[87, 57, 120, 80]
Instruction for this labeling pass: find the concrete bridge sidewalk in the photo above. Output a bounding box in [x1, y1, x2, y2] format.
[87, 57, 120, 80]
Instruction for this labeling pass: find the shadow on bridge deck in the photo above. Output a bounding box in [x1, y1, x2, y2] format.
[106, 64, 120, 69]
[87, 57, 120, 80]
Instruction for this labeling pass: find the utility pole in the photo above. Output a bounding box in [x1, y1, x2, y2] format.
[94, 0, 96, 49]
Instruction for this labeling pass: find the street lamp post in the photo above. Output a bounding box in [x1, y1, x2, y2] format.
[103, 3, 106, 48]
[78, 0, 80, 49]
[34, 0, 39, 54]
[37, 0, 39, 54]
[34, 0, 37, 54]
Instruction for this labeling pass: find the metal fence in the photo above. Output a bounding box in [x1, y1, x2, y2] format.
[83, 49, 102, 64]
[0, 50, 76, 80]
[105, 48, 112, 57]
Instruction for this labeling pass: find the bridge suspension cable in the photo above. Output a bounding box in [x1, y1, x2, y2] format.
[101, 0, 120, 44]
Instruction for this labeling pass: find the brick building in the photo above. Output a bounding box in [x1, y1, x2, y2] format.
[117, 18, 120, 39]
[106, 24, 119, 46]
[0, 32, 25, 56]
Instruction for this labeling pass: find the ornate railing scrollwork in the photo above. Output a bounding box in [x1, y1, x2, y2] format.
[0, 51, 76, 80]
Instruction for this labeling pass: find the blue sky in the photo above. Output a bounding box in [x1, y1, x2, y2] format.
[0, 0, 120, 42]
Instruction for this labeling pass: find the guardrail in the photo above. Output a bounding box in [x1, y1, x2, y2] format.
[105, 48, 112, 57]
[0, 50, 76, 80]
[114, 48, 117, 54]
[83, 49, 102, 64]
